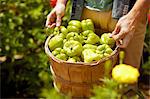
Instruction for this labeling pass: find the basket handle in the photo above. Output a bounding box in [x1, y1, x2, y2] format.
[45, 36, 53, 58]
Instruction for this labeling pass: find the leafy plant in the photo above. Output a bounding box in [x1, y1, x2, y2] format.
[0, 0, 56, 98]
[142, 56, 150, 75]
[91, 78, 140, 99]
[91, 78, 121, 99]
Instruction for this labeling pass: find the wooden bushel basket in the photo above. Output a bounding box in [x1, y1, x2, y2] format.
[45, 36, 119, 98]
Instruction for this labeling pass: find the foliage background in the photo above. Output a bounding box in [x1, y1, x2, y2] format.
[0, 0, 149, 98]
[0, 0, 56, 98]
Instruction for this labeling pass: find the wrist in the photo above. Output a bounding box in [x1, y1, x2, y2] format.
[55, 2, 66, 10]
[56, 0, 66, 10]
[127, 9, 139, 23]
[56, 0, 67, 5]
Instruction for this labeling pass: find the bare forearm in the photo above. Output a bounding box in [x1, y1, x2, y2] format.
[57, 0, 67, 4]
[128, 0, 150, 22]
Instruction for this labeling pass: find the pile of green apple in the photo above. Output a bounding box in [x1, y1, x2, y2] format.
[48, 19, 115, 63]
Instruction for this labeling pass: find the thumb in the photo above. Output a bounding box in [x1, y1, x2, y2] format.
[110, 24, 121, 37]
[56, 14, 62, 27]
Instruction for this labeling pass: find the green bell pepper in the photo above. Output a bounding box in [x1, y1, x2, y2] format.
[45, 28, 54, 35]
[52, 47, 65, 56]
[52, 48, 68, 61]
[48, 34, 64, 51]
[63, 39, 67, 44]
[68, 20, 82, 29]
[66, 32, 84, 44]
[67, 20, 82, 33]
[83, 44, 97, 50]
[100, 33, 115, 48]
[81, 19, 94, 31]
[67, 25, 80, 33]
[55, 54, 68, 61]
[67, 58, 76, 62]
[67, 56, 81, 62]
[96, 44, 113, 58]
[63, 40, 83, 57]
[82, 30, 100, 44]
[60, 26, 68, 36]
[51, 26, 68, 37]
[46, 26, 68, 36]
[82, 49, 102, 63]
[53, 27, 60, 35]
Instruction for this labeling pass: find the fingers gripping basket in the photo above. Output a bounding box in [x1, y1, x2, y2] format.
[45, 36, 119, 98]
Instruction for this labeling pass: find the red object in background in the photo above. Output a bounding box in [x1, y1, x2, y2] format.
[148, 14, 150, 24]
[50, 0, 57, 8]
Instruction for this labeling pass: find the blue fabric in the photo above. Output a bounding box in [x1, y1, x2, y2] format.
[85, 0, 113, 11]
[71, 0, 84, 20]
[70, 0, 136, 19]
[112, 0, 130, 19]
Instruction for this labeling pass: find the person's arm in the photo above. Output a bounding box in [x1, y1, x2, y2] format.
[128, 0, 150, 22]
[111, 0, 150, 48]
[57, 0, 67, 4]
[46, 0, 67, 28]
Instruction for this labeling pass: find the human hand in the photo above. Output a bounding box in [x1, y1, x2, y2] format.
[110, 14, 137, 48]
[46, 3, 65, 28]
